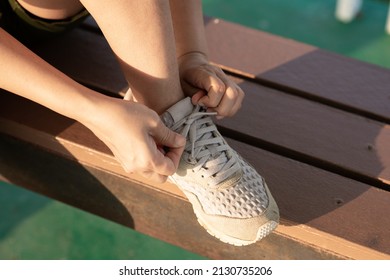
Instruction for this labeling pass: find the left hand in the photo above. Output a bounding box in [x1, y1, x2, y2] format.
[178, 52, 245, 119]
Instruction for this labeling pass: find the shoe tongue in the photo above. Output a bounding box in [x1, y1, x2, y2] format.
[161, 97, 194, 128]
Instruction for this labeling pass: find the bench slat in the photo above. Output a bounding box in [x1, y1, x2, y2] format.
[24, 28, 390, 188]
[218, 77, 390, 187]
[2, 16, 389, 259]
[1, 94, 390, 258]
[0, 135, 342, 260]
[83, 16, 390, 122]
[203, 18, 390, 123]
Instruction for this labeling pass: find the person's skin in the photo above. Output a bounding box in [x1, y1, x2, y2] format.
[79, 0, 185, 114]
[169, 0, 245, 118]
[79, 0, 244, 116]
[0, 28, 185, 183]
[17, 0, 85, 20]
[1, 0, 244, 182]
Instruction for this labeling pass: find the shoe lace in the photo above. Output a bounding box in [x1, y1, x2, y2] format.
[171, 106, 241, 186]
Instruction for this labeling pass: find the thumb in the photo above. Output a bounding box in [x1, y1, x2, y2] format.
[150, 120, 186, 171]
[151, 120, 186, 148]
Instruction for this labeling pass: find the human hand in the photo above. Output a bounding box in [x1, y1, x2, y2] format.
[178, 52, 245, 118]
[85, 96, 186, 183]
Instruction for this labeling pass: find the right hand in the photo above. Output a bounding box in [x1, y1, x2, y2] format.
[178, 52, 245, 119]
[85, 96, 186, 183]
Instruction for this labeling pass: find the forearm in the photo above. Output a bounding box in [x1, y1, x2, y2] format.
[168, 3, 244, 117]
[169, 0, 209, 60]
[0, 28, 105, 126]
[0, 23, 185, 182]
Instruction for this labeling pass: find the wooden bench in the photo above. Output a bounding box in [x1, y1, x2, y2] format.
[1, 16, 390, 259]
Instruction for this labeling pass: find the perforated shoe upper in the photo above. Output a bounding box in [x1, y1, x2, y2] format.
[161, 97, 270, 219]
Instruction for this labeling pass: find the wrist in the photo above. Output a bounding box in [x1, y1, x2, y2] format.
[178, 51, 209, 72]
[71, 88, 112, 129]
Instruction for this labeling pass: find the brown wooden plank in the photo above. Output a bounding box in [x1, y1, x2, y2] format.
[82, 16, 390, 122]
[1, 95, 390, 258]
[3, 75, 390, 190]
[217, 77, 390, 187]
[20, 27, 390, 187]
[3, 20, 390, 258]
[0, 134, 342, 260]
[203, 18, 390, 123]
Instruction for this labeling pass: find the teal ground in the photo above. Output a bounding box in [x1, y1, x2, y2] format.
[0, 182, 205, 260]
[1, 0, 389, 259]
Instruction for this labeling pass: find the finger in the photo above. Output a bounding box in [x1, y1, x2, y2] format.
[149, 121, 186, 175]
[149, 144, 182, 176]
[164, 144, 185, 171]
[191, 90, 207, 106]
[181, 79, 203, 97]
[197, 74, 225, 108]
[214, 82, 243, 117]
[229, 86, 245, 116]
[139, 170, 168, 183]
[152, 133, 185, 171]
[150, 120, 186, 149]
[186, 69, 225, 108]
[131, 137, 177, 177]
[214, 86, 237, 117]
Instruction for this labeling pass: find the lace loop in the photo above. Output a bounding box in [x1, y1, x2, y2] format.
[171, 106, 240, 186]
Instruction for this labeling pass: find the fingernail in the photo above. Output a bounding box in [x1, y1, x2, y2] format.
[216, 116, 225, 120]
[198, 102, 204, 107]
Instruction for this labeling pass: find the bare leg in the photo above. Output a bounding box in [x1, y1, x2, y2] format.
[17, 0, 85, 20]
[18, 0, 185, 113]
[80, 0, 185, 114]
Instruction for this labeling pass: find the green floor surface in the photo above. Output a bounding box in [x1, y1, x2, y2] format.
[1, 0, 389, 259]
[0, 181, 205, 260]
[203, 0, 390, 69]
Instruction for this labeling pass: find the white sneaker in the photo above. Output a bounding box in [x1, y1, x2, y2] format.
[161, 97, 279, 246]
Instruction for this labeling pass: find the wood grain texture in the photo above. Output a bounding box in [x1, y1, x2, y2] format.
[0, 135, 342, 260]
[203, 18, 390, 123]
[1, 95, 390, 258]
[217, 77, 390, 186]
[1, 17, 390, 259]
[81, 16, 390, 121]
[21, 28, 390, 187]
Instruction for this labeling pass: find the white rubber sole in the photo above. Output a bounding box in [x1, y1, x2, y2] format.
[194, 208, 278, 246]
[169, 176, 278, 246]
